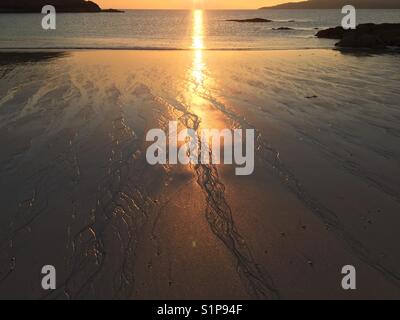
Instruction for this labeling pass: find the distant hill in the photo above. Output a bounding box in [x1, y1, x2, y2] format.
[0, 0, 101, 13]
[260, 0, 400, 9]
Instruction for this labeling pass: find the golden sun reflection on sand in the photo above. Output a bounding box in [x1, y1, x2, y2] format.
[187, 9, 209, 125]
[186, 10, 225, 130]
[191, 9, 205, 86]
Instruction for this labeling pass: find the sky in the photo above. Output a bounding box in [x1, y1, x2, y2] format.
[96, 0, 302, 10]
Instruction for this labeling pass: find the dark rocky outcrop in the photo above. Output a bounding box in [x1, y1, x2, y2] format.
[273, 27, 294, 31]
[315, 26, 347, 39]
[0, 0, 101, 13]
[316, 23, 400, 49]
[101, 9, 124, 13]
[226, 18, 272, 23]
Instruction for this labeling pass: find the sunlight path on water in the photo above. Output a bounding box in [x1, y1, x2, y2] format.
[186, 9, 219, 129]
[192, 9, 205, 86]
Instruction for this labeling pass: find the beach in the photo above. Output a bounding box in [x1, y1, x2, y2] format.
[0, 49, 399, 299]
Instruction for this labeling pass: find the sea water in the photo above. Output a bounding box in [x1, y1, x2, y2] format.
[0, 9, 399, 50]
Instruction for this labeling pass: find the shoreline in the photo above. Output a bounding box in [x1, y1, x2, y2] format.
[1, 47, 399, 55]
[0, 47, 335, 52]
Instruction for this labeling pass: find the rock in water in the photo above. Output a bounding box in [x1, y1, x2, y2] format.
[316, 23, 400, 49]
[273, 27, 294, 31]
[226, 18, 272, 23]
[315, 26, 347, 39]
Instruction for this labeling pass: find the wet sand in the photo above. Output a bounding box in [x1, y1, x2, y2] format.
[0, 50, 399, 299]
